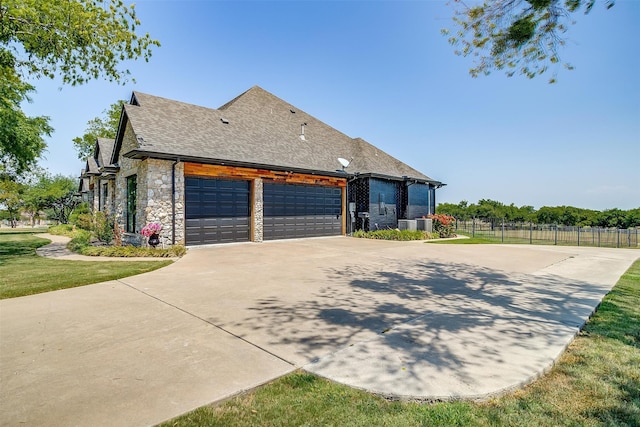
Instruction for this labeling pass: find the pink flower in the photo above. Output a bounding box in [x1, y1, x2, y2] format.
[140, 222, 162, 237]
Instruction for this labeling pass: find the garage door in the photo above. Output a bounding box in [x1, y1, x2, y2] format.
[263, 182, 342, 240]
[185, 177, 250, 245]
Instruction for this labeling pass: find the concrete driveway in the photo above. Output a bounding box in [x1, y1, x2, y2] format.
[1, 238, 637, 426]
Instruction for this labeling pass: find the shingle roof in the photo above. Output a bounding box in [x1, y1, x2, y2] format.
[83, 157, 99, 175]
[95, 138, 115, 169]
[116, 86, 439, 183]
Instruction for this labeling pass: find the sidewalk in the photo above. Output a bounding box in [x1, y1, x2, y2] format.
[34, 233, 177, 261]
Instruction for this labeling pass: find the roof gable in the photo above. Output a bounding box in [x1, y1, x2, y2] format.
[94, 137, 115, 169]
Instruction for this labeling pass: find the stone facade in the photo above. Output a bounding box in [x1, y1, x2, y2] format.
[105, 179, 116, 215]
[90, 178, 100, 212]
[114, 121, 144, 246]
[252, 178, 263, 242]
[113, 121, 185, 247]
[143, 159, 185, 246]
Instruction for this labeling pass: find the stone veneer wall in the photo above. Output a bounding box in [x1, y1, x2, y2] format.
[106, 179, 116, 215]
[143, 159, 185, 246]
[114, 121, 144, 246]
[252, 178, 263, 242]
[90, 176, 99, 212]
[113, 121, 185, 247]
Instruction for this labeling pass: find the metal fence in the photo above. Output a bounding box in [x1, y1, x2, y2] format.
[455, 220, 639, 248]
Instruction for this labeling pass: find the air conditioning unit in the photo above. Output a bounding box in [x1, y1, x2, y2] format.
[398, 219, 417, 231]
[416, 218, 433, 232]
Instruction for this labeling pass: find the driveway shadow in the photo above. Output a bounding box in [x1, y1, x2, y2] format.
[209, 257, 606, 385]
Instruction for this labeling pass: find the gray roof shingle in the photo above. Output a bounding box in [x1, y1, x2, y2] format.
[117, 86, 439, 183]
[83, 156, 99, 175]
[95, 138, 115, 169]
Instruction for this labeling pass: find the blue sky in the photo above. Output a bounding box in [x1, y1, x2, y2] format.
[22, 0, 639, 210]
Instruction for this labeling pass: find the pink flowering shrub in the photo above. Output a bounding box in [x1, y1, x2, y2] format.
[140, 222, 162, 237]
[428, 214, 456, 238]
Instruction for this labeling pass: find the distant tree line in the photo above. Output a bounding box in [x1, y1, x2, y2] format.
[436, 199, 640, 229]
[0, 171, 79, 226]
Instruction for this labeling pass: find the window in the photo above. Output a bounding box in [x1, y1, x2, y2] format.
[100, 182, 108, 211]
[126, 175, 137, 233]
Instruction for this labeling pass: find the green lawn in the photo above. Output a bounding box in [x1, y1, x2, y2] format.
[0, 232, 172, 299]
[163, 260, 640, 427]
[427, 234, 498, 244]
[0, 227, 48, 234]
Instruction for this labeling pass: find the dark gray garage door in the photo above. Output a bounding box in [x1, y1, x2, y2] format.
[185, 177, 250, 245]
[263, 182, 342, 240]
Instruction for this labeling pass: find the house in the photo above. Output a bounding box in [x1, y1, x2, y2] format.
[80, 86, 444, 246]
[79, 137, 117, 213]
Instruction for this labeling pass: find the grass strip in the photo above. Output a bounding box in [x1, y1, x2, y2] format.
[163, 259, 640, 426]
[0, 233, 172, 299]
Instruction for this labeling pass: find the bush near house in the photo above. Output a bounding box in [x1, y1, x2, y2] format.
[78, 244, 186, 258]
[48, 223, 186, 258]
[70, 210, 114, 243]
[428, 213, 456, 238]
[352, 229, 436, 241]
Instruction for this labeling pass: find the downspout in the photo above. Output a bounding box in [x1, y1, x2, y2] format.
[171, 159, 179, 245]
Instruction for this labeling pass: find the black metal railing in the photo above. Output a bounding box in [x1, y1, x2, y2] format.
[455, 220, 639, 248]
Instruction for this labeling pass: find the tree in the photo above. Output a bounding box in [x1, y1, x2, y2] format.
[596, 208, 627, 228]
[445, 0, 615, 83]
[0, 64, 52, 175]
[0, 0, 160, 174]
[21, 170, 50, 226]
[436, 200, 472, 220]
[506, 203, 535, 222]
[32, 174, 81, 224]
[0, 178, 25, 227]
[623, 208, 640, 229]
[472, 199, 507, 228]
[536, 205, 561, 224]
[73, 100, 125, 160]
[1, 0, 160, 85]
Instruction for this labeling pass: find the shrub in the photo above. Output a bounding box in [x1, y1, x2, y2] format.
[49, 224, 187, 258]
[48, 224, 74, 237]
[92, 212, 114, 243]
[78, 245, 187, 258]
[69, 202, 90, 227]
[352, 229, 436, 241]
[74, 213, 93, 231]
[428, 214, 456, 238]
[67, 229, 92, 252]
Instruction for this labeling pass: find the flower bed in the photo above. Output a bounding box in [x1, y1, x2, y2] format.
[352, 229, 437, 241]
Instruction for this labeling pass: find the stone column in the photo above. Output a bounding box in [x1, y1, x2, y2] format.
[252, 178, 264, 243]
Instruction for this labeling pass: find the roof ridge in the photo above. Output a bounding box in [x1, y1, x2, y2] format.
[132, 91, 221, 113]
[217, 85, 266, 110]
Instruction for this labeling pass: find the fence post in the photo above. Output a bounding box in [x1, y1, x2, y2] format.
[501, 219, 504, 243]
[472, 217, 475, 238]
[577, 226, 580, 246]
[554, 224, 558, 245]
[617, 228, 621, 248]
[598, 227, 601, 247]
[529, 222, 533, 244]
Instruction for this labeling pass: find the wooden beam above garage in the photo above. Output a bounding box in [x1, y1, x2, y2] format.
[184, 163, 347, 187]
